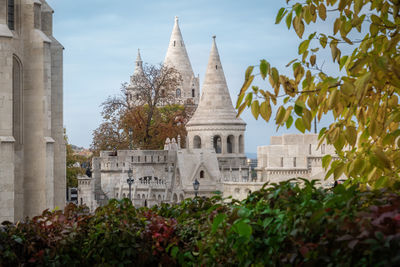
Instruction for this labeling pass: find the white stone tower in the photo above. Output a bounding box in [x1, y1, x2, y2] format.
[126, 49, 144, 106]
[186, 36, 247, 179]
[164, 16, 200, 107]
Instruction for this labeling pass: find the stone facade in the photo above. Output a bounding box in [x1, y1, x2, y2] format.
[0, 0, 65, 222]
[80, 19, 259, 208]
[256, 134, 337, 187]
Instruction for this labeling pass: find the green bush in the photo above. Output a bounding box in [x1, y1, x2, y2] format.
[1, 179, 399, 266]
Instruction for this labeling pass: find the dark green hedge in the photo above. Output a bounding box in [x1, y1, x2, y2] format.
[1, 179, 399, 266]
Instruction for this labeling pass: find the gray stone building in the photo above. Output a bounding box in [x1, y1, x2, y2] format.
[0, 0, 65, 222]
[80, 19, 262, 209]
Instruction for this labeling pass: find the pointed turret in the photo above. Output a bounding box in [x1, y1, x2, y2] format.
[164, 16, 194, 76]
[164, 17, 199, 103]
[187, 36, 245, 126]
[133, 49, 143, 76]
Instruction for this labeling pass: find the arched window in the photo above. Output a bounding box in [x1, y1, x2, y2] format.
[122, 193, 126, 198]
[173, 40, 176, 47]
[176, 88, 181, 98]
[161, 89, 165, 97]
[192, 89, 195, 97]
[137, 194, 140, 199]
[7, 0, 15, 30]
[227, 135, 235, 153]
[13, 55, 23, 149]
[193, 136, 201, 149]
[281, 157, 284, 167]
[309, 144, 312, 155]
[293, 157, 296, 167]
[116, 193, 119, 199]
[200, 170, 205, 178]
[322, 144, 326, 154]
[142, 194, 145, 199]
[239, 135, 244, 153]
[173, 194, 178, 203]
[213, 135, 222, 154]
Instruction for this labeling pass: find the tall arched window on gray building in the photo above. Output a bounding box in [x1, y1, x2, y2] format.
[176, 88, 181, 98]
[192, 89, 195, 97]
[213, 135, 222, 154]
[7, 0, 15, 30]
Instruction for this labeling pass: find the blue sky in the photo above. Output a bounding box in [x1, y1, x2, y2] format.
[46, 0, 335, 153]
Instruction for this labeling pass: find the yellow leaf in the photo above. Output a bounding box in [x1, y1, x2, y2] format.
[345, 126, 357, 147]
[310, 54, 316, 66]
[251, 100, 260, 120]
[318, 4, 327, 20]
[328, 89, 338, 109]
[373, 147, 392, 170]
[293, 16, 305, 38]
[334, 18, 342, 35]
[260, 101, 272, 121]
[276, 106, 286, 125]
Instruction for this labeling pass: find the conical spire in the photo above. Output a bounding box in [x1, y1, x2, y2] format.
[133, 49, 143, 76]
[164, 16, 195, 81]
[187, 36, 245, 126]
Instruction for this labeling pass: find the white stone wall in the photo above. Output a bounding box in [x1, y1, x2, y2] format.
[257, 134, 338, 186]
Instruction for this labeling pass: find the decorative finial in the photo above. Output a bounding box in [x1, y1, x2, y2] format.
[212, 35, 216, 40]
[175, 16, 179, 23]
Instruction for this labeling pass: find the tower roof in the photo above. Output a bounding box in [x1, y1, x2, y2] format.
[164, 16, 195, 80]
[187, 37, 245, 127]
[133, 48, 143, 76]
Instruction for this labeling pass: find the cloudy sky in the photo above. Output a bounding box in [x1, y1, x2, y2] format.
[46, 0, 335, 153]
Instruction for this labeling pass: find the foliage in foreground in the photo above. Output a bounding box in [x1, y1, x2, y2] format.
[237, 0, 400, 188]
[1, 179, 400, 266]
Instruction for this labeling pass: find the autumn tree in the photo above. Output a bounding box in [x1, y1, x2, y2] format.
[91, 63, 187, 154]
[65, 131, 86, 188]
[237, 0, 400, 188]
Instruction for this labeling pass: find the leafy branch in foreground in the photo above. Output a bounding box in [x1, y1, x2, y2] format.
[236, 0, 400, 188]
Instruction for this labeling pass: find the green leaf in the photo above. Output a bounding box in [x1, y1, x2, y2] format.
[295, 118, 305, 133]
[286, 115, 293, 129]
[339, 56, 348, 70]
[171, 246, 179, 258]
[260, 60, 270, 80]
[286, 11, 293, 29]
[235, 220, 252, 238]
[262, 217, 273, 229]
[276, 8, 287, 24]
[298, 39, 310, 54]
[271, 68, 279, 86]
[322, 155, 332, 169]
[212, 213, 226, 234]
[245, 66, 254, 81]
